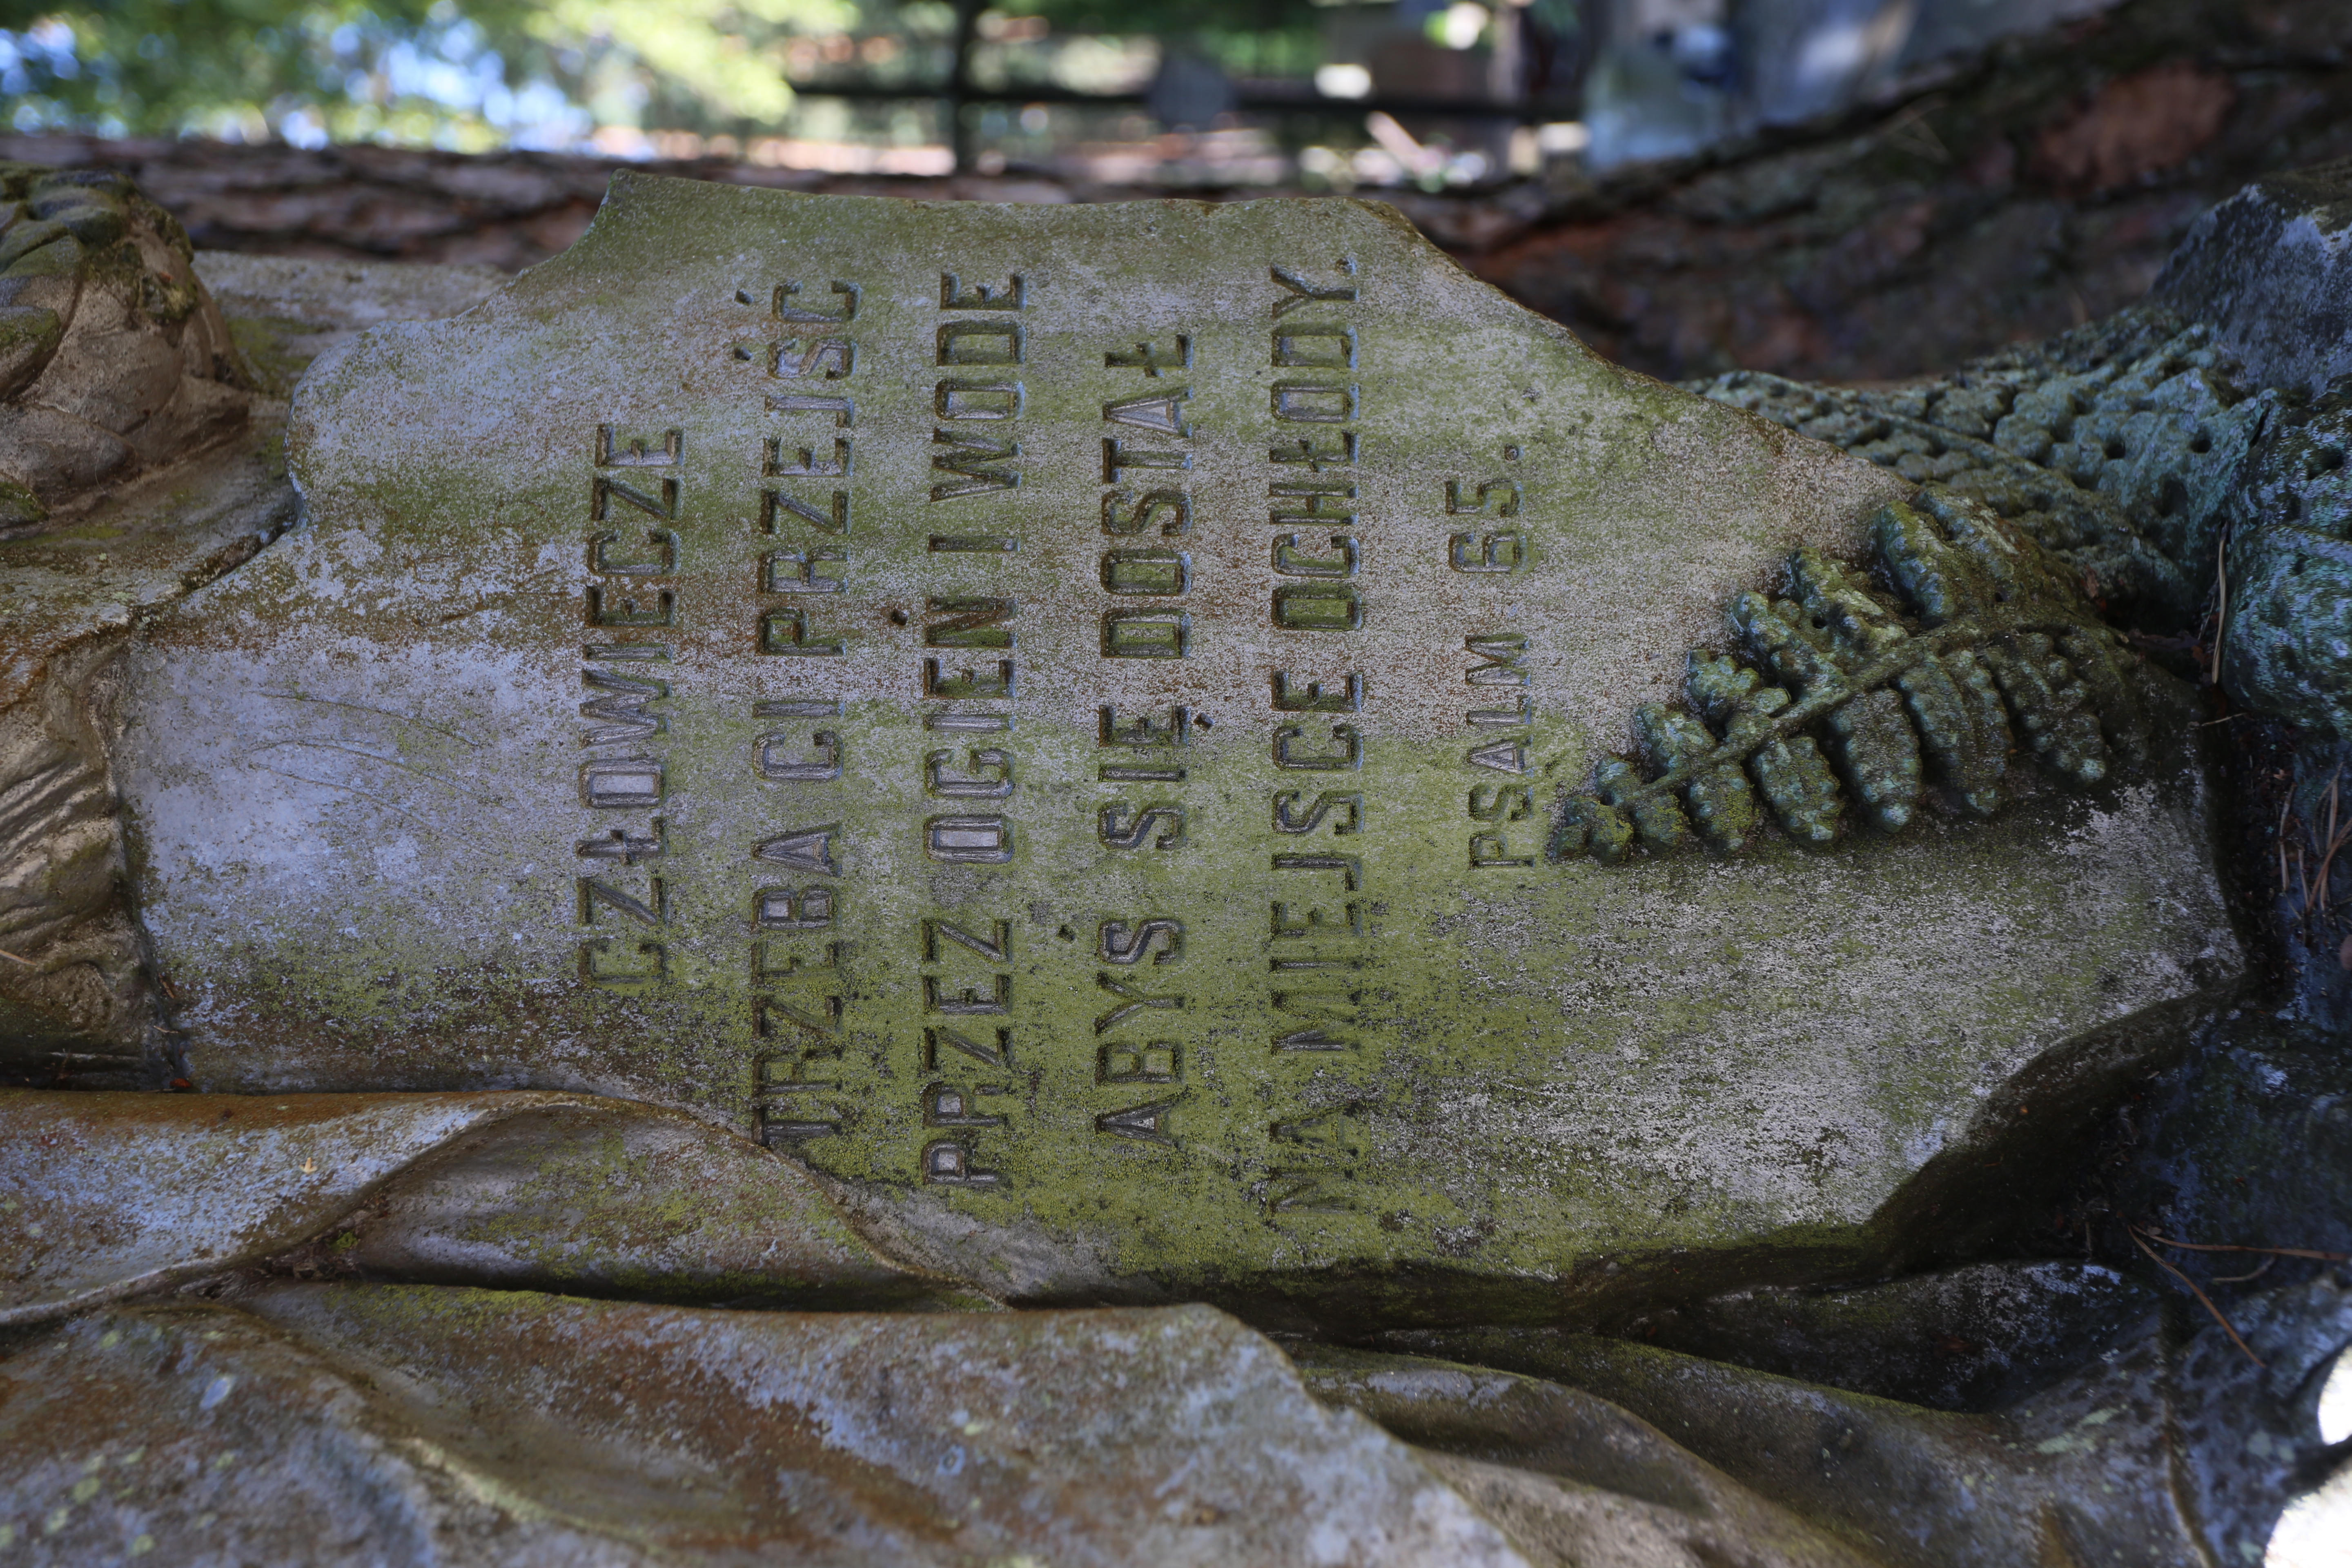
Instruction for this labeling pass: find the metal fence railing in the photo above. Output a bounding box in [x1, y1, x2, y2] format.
[783, 0, 1585, 176]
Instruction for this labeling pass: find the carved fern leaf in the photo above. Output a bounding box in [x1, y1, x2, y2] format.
[1694, 368, 2201, 622]
[1553, 486, 2147, 863]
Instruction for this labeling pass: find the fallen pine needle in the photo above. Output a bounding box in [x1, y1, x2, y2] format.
[2130, 1225, 2263, 1367]
[2212, 530, 2228, 687]
[2316, 770, 2347, 917]
[2279, 795, 2294, 900]
[2136, 1231, 2351, 1263]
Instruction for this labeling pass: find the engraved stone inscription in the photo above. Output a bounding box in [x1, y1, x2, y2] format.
[138, 179, 2236, 1315]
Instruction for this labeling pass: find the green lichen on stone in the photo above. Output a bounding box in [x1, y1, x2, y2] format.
[0, 474, 43, 529]
[223, 316, 318, 399]
[1556, 486, 2142, 862]
[0, 302, 59, 357]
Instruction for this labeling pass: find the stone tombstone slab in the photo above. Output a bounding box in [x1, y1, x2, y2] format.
[116, 176, 2238, 1311]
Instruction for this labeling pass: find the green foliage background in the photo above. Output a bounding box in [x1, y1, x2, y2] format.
[0, 0, 1332, 144]
[0, 0, 856, 141]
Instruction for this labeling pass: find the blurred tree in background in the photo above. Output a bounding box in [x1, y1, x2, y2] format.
[0, 0, 872, 144]
[0, 0, 1361, 144]
[0, 0, 1394, 151]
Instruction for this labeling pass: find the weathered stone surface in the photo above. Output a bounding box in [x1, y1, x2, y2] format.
[2223, 381, 2352, 740]
[1615, 1259, 2158, 1412]
[1346, 1331, 2219, 1565]
[0, 245, 504, 1079]
[194, 251, 508, 398]
[0, 1089, 941, 1328]
[0, 163, 254, 527]
[0, 425, 295, 715]
[0, 176, 305, 1074]
[105, 176, 2238, 1318]
[3, 1276, 2304, 1567]
[1294, 1345, 1879, 1566]
[9, 1075, 2309, 1564]
[0, 1292, 1535, 1567]
[2153, 157, 2352, 398]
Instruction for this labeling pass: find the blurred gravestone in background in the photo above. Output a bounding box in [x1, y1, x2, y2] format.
[1579, 0, 2123, 169]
